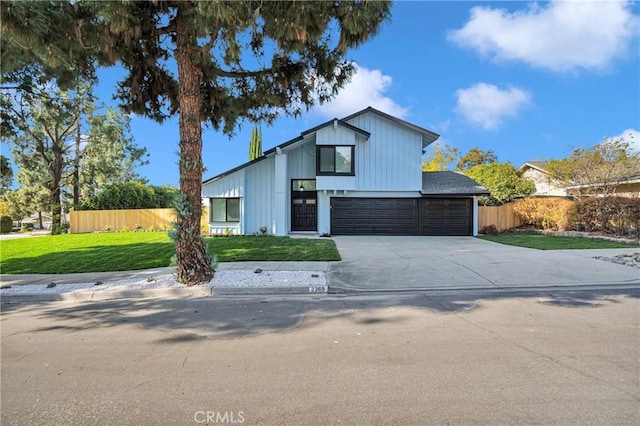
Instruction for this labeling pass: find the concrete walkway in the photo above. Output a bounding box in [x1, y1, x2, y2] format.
[328, 236, 640, 292]
[0, 262, 328, 287]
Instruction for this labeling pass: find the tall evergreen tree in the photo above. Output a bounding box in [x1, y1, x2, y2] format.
[1, 83, 148, 233]
[249, 126, 262, 161]
[1, 1, 392, 284]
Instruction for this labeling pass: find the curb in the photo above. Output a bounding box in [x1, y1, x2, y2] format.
[329, 281, 640, 295]
[0, 285, 328, 303]
[0, 287, 213, 303]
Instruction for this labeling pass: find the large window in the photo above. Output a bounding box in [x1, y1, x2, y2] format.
[210, 198, 240, 222]
[316, 145, 354, 176]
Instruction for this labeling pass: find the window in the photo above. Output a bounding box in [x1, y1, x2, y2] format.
[291, 179, 316, 191]
[210, 198, 240, 222]
[316, 146, 354, 175]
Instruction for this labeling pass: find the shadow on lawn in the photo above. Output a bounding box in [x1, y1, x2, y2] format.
[2, 287, 638, 340]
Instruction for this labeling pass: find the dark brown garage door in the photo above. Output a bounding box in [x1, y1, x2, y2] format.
[331, 198, 418, 235]
[420, 198, 472, 236]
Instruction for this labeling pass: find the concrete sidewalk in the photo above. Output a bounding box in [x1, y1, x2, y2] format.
[0, 262, 329, 303]
[0, 261, 328, 287]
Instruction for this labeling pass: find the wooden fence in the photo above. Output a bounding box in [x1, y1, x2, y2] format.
[70, 208, 209, 234]
[477, 203, 522, 232]
[72, 205, 519, 234]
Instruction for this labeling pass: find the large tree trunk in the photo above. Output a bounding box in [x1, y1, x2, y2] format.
[72, 121, 81, 208]
[173, 6, 214, 285]
[49, 147, 64, 235]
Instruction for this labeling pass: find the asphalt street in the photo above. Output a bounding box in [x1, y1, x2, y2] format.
[1, 287, 638, 425]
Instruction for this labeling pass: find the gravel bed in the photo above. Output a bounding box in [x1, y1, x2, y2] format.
[0, 270, 326, 295]
[593, 253, 640, 269]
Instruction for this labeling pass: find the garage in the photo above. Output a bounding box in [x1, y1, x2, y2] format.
[330, 198, 418, 236]
[330, 197, 474, 236]
[419, 198, 472, 236]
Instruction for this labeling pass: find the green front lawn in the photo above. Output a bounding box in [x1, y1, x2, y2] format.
[0, 233, 340, 274]
[479, 232, 639, 250]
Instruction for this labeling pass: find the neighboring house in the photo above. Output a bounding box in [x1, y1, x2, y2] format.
[519, 161, 640, 198]
[202, 107, 489, 237]
[519, 161, 567, 197]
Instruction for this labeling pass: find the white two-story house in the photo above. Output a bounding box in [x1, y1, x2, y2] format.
[202, 107, 488, 237]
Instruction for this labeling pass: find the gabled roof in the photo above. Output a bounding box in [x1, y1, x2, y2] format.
[420, 171, 490, 196]
[204, 118, 370, 185]
[519, 161, 550, 173]
[341, 106, 440, 148]
[263, 118, 370, 156]
[203, 107, 439, 184]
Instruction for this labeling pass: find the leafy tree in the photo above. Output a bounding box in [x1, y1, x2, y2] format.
[1, 1, 391, 284]
[465, 163, 536, 205]
[77, 107, 149, 203]
[0, 199, 12, 217]
[546, 137, 640, 199]
[2, 83, 147, 233]
[3, 84, 91, 234]
[0, 155, 12, 194]
[422, 143, 459, 171]
[249, 126, 262, 161]
[1, 186, 47, 226]
[456, 147, 497, 170]
[80, 182, 179, 211]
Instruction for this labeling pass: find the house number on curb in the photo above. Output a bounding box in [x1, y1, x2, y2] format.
[309, 285, 328, 293]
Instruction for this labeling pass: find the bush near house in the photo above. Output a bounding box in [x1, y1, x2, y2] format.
[573, 197, 640, 238]
[512, 197, 575, 231]
[0, 215, 12, 234]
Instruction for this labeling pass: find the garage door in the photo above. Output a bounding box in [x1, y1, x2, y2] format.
[331, 198, 418, 235]
[420, 198, 472, 236]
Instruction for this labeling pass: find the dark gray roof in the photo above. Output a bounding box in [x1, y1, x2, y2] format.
[421, 171, 490, 196]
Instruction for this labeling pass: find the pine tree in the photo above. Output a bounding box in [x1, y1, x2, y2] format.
[2, 1, 392, 284]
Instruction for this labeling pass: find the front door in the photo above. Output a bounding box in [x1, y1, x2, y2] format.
[291, 179, 317, 232]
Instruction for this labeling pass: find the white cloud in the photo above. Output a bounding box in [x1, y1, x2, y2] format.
[610, 128, 640, 152]
[448, 0, 638, 72]
[455, 83, 532, 130]
[315, 64, 409, 119]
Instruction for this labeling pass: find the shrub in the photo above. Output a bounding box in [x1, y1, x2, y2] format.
[80, 182, 179, 210]
[479, 224, 499, 235]
[512, 197, 575, 231]
[0, 216, 12, 234]
[573, 197, 640, 237]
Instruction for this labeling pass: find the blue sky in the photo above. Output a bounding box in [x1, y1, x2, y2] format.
[95, 0, 640, 187]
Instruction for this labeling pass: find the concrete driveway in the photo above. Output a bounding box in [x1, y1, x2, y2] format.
[328, 236, 640, 292]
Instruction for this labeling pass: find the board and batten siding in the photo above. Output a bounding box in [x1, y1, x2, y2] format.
[346, 112, 423, 192]
[315, 124, 357, 146]
[243, 156, 276, 234]
[286, 140, 316, 180]
[202, 168, 245, 198]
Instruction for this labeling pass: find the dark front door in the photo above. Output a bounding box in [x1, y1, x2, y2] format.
[292, 191, 317, 231]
